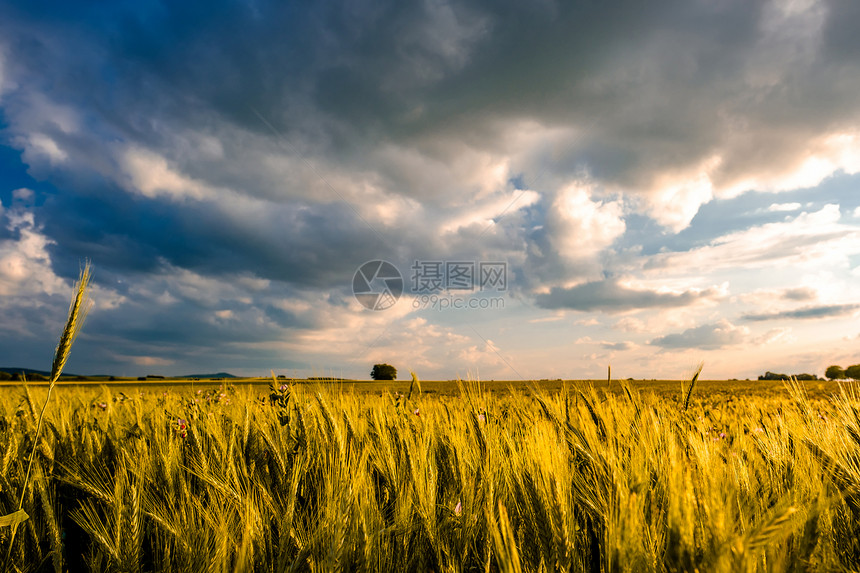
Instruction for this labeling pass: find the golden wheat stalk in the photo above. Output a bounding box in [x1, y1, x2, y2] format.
[19, 261, 93, 509]
[2, 261, 92, 570]
[51, 261, 93, 383]
[407, 371, 421, 401]
[682, 361, 704, 412]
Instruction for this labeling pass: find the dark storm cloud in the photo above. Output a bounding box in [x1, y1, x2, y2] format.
[0, 0, 770, 185]
[534, 279, 718, 313]
[781, 287, 817, 302]
[821, 0, 860, 62]
[0, 299, 71, 369]
[601, 341, 633, 351]
[742, 303, 860, 322]
[39, 185, 393, 288]
[3, 0, 858, 253]
[40, 270, 324, 375]
[87, 303, 280, 348]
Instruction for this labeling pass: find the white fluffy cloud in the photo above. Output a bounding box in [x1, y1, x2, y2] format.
[647, 205, 860, 275]
[548, 184, 625, 261]
[650, 319, 750, 350]
[0, 207, 63, 298]
[120, 147, 215, 202]
[767, 202, 802, 212]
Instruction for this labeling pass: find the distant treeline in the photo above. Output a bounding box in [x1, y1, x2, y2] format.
[758, 365, 860, 381]
[758, 371, 819, 381]
[0, 371, 45, 381]
[825, 364, 860, 380]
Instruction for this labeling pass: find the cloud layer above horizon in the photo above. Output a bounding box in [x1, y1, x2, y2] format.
[1, 0, 860, 379]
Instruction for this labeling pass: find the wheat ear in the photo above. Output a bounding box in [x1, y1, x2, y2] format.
[19, 261, 92, 509]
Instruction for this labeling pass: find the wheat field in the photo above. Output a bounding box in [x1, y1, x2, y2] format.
[1, 375, 860, 572]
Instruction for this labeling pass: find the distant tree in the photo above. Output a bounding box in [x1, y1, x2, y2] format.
[794, 373, 818, 381]
[371, 364, 397, 380]
[846, 364, 860, 380]
[0, 371, 11, 381]
[825, 365, 846, 380]
[758, 371, 790, 381]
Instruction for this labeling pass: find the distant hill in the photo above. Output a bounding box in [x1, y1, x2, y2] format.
[0, 367, 237, 379]
[0, 367, 80, 377]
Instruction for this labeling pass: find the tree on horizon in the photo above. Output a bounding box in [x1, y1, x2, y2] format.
[371, 364, 397, 380]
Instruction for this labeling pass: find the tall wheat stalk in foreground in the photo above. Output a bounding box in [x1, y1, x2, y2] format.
[1, 261, 92, 565]
[682, 361, 704, 411]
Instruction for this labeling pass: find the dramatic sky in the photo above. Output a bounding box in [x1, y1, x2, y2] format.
[2, 0, 860, 380]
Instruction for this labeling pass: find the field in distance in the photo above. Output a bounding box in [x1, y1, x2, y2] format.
[0, 375, 845, 400]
